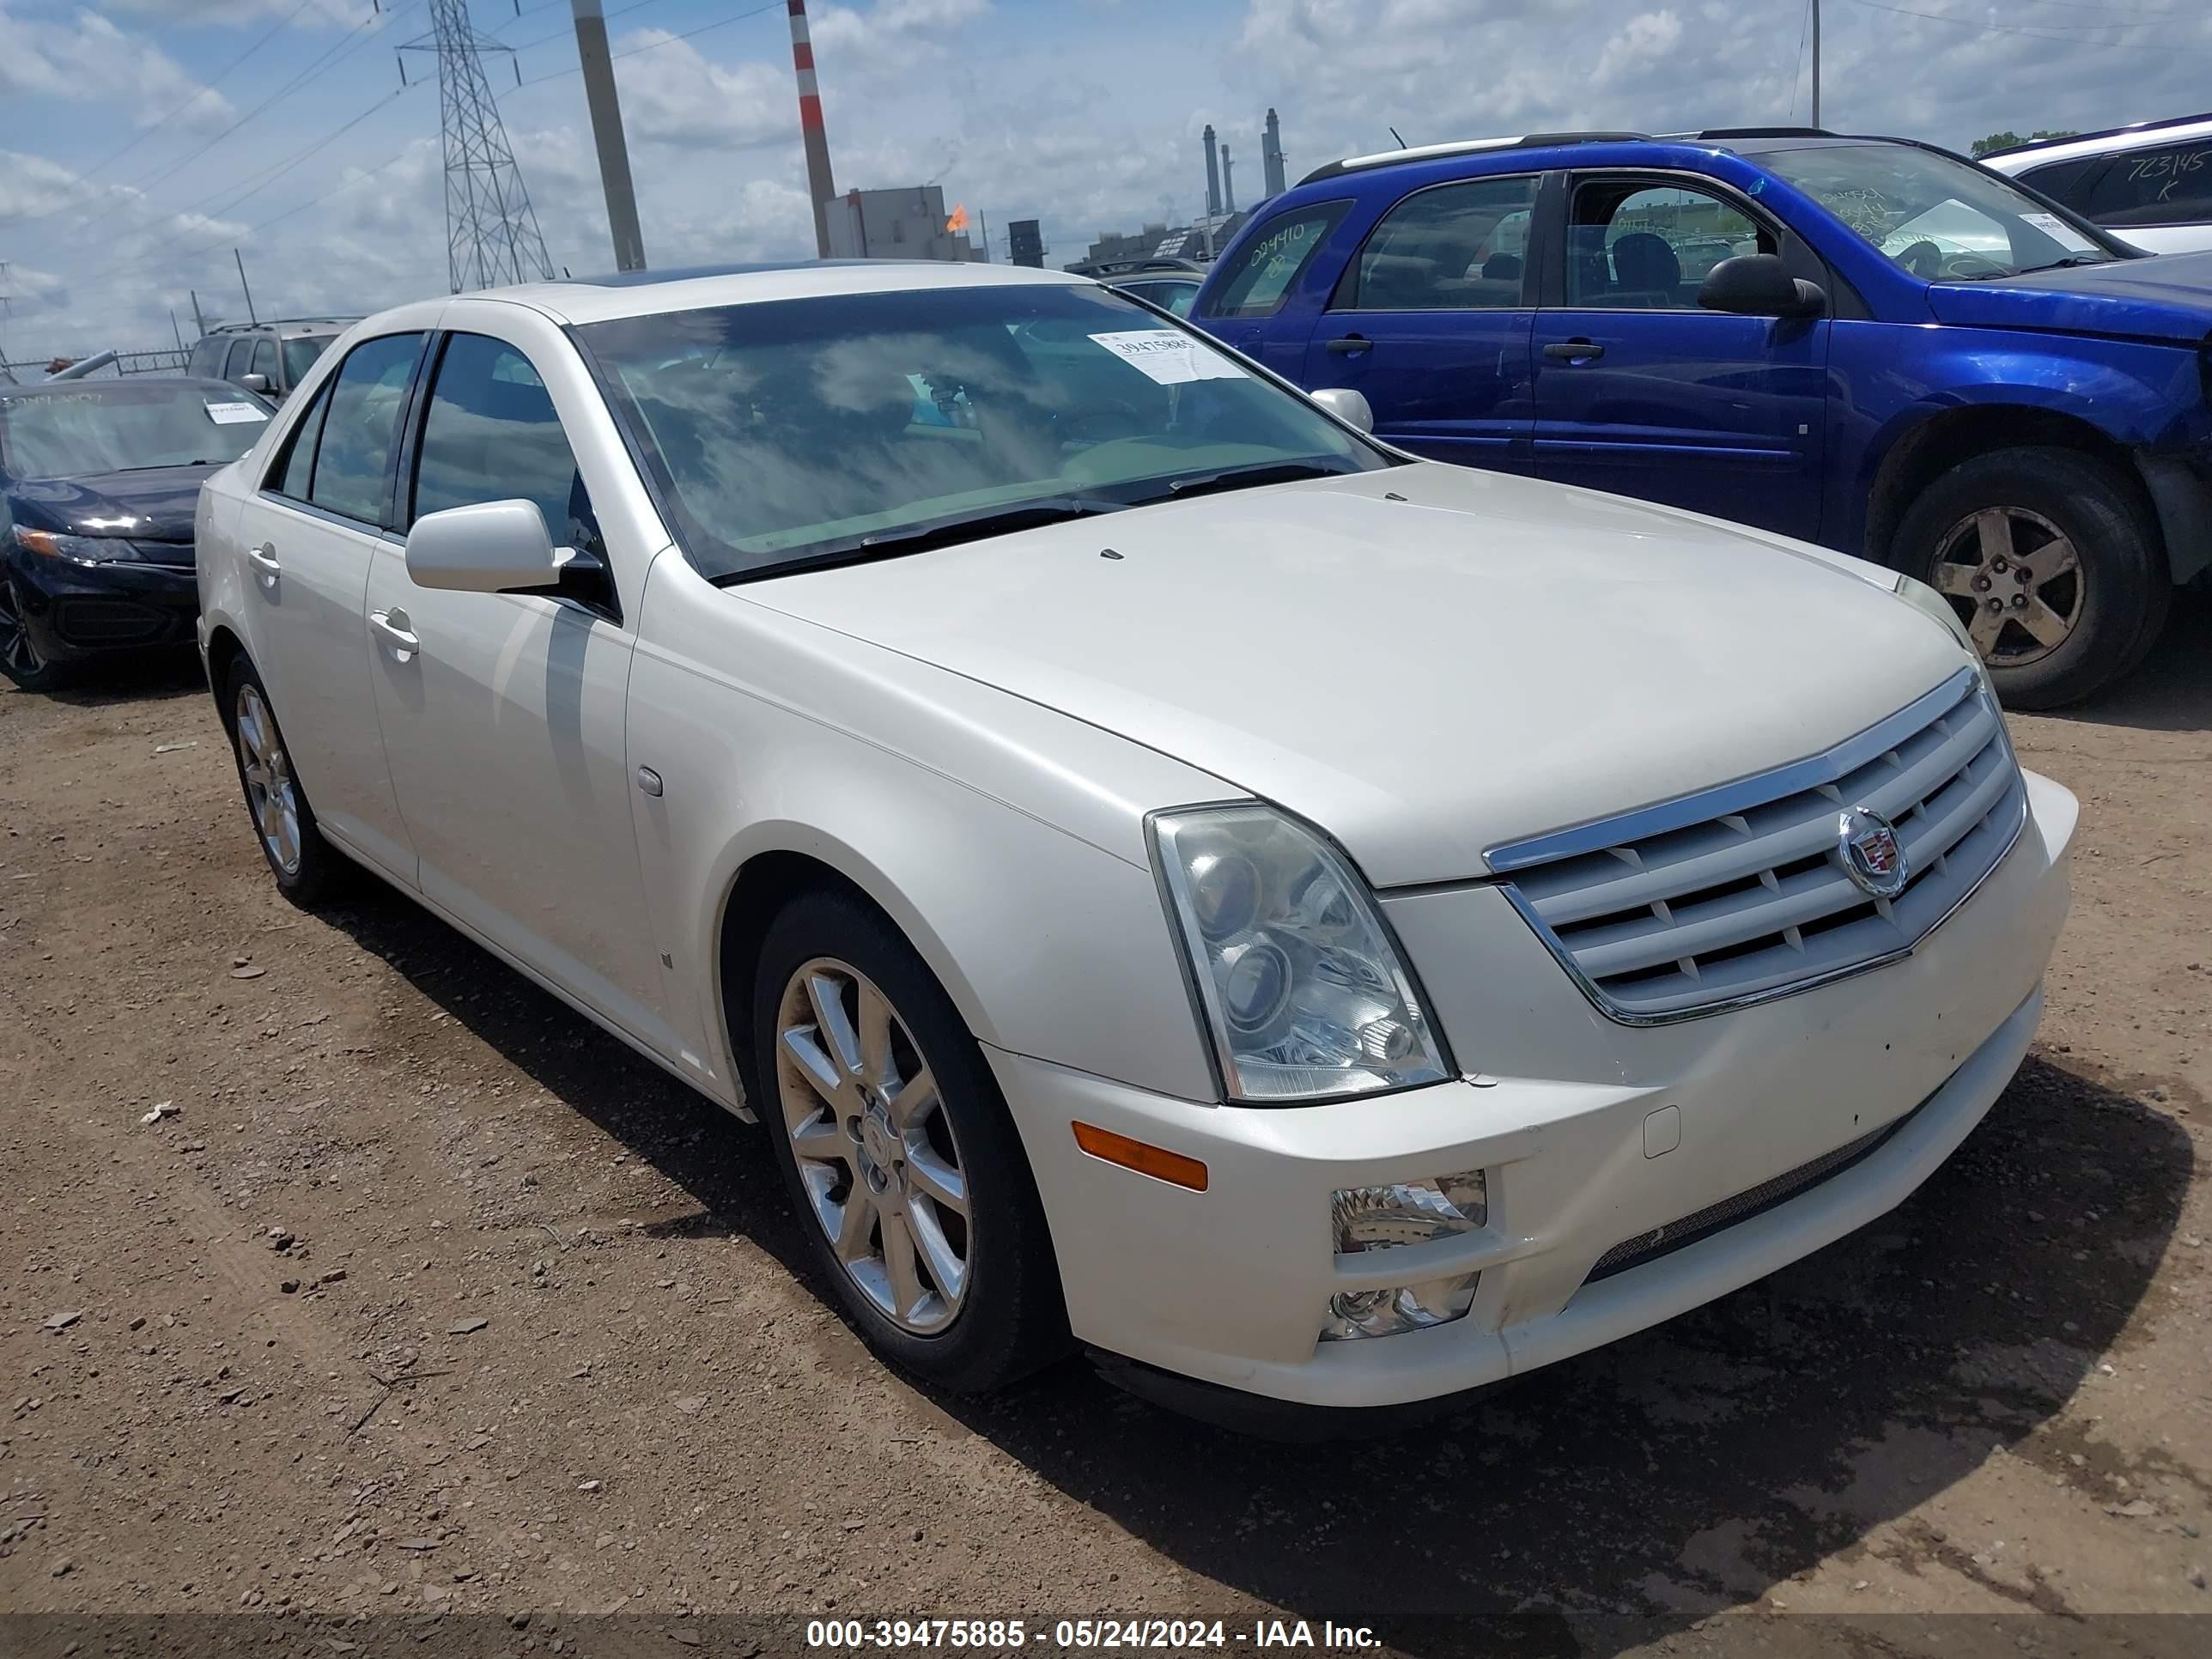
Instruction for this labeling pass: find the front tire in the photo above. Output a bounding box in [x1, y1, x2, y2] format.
[751, 888, 1068, 1393]
[0, 578, 68, 692]
[223, 657, 346, 906]
[1893, 447, 2169, 709]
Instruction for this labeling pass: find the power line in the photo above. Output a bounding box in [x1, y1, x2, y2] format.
[503, 0, 673, 55]
[1845, 0, 2171, 46]
[507, 0, 788, 91]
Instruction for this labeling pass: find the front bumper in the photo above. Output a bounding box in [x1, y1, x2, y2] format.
[3, 544, 198, 664]
[989, 769, 2076, 1411]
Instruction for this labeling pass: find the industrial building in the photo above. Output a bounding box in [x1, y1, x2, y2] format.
[1068, 108, 1288, 275]
[823, 185, 984, 263]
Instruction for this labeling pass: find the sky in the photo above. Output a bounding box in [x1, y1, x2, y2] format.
[3, 0, 2210, 357]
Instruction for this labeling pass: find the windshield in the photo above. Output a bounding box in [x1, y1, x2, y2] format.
[283, 336, 333, 386]
[1759, 142, 2124, 280]
[574, 283, 1384, 580]
[0, 381, 269, 479]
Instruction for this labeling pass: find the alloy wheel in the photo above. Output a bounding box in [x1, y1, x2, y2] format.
[775, 957, 971, 1335]
[234, 683, 303, 876]
[0, 580, 43, 680]
[1929, 505, 2083, 668]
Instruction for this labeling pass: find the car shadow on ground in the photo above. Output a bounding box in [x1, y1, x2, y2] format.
[325, 893, 2195, 1647]
[25, 647, 206, 709]
[2054, 584, 2212, 734]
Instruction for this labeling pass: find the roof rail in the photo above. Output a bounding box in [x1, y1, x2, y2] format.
[1675, 126, 1836, 142]
[200, 315, 360, 334]
[1979, 110, 2212, 158]
[1298, 131, 1650, 186]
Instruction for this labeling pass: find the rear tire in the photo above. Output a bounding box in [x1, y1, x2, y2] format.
[0, 578, 68, 693]
[222, 656, 347, 907]
[1892, 447, 2169, 709]
[751, 887, 1070, 1394]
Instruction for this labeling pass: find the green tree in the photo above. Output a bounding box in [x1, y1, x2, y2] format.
[1971, 128, 2079, 158]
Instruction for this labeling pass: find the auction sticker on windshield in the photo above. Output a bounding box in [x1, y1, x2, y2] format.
[1089, 331, 1246, 386]
[2020, 211, 2098, 254]
[204, 402, 269, 425]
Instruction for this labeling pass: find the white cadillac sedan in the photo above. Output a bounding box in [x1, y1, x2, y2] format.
[195, 261, 2076, 1423]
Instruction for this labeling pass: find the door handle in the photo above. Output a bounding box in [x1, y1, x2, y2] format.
[246, 543, 282, 580]
[1543, 339, 1605, 363]
[1325, 333, 1373, 356]
[368, 608, 419, 661]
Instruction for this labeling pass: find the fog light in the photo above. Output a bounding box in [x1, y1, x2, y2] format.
[1331, 1170, 1486, 1254]
[1320, 1273, 1480, 1342]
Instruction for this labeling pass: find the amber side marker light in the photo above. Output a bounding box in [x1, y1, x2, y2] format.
[1071, 1122, 1208, 1192]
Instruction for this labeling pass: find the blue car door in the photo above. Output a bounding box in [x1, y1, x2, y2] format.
[1529, 173, 1830, 541]
[1298, 173, 1539, 471]
[1193, 200, 1353, 379]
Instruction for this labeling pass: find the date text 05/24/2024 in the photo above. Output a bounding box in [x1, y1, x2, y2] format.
[805, 1619, 1382, 1650]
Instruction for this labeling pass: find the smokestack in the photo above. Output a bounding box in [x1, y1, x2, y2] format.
[787, 0, 838, 258]
[1202, 125, 1222, 218]
[573, 2, 647, 272]
[1222, 144, 1236, 213]
[1262, 107, 1285, 199]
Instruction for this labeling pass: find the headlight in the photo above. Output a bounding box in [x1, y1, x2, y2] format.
[1895, 571, 1978, 656]
[1150, 804, 1450, 1102]
[10, 526, 132, 563]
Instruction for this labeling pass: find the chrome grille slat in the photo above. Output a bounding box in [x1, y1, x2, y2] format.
[1490, 668, 2027, 1024]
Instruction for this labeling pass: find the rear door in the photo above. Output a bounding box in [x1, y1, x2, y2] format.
[2074, 137, 2212, 252]
[1529, 172, 1830, 540]
[1301, 173, 1539, 470]
[232, 331, 428, 881]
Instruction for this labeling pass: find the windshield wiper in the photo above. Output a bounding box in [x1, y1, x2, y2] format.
[2005, 255, 2112, 277]
[714, 496, 1125, 583]
[1139, 460, 1358, 504]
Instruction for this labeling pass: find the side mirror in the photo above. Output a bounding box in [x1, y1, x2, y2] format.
[1697, 254, 1825, 319]
[239, 373, 270, 393]
[1310, 386, 1375, 434]
[404, 499, 563, 594]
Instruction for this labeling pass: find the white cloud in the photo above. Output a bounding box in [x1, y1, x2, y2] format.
[614, 32, 800, 150]
[104, 0, 358, 21]
[0, 5, 237, 130]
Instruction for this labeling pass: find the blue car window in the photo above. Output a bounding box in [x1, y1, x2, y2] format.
[1343, 176, 1539, 311]
[1567, 182, 1771, 309]
[1203, 201, 1350, 319]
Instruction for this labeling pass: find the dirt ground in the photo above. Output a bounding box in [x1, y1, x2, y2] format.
[2, 598, 2208, 1659]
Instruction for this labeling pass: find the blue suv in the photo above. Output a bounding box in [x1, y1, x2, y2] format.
[1190, 128, 2212, 707]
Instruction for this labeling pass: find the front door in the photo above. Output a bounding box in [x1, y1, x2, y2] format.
[234, 331, 424, 880]
[362, 328, 673, 1055]
[1530, 176, 1829, 540]
[1301, 174, 1539, 470]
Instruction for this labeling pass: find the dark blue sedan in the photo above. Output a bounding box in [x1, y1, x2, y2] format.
[0, 376, 269, 691]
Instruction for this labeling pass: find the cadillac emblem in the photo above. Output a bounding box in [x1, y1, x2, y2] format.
[1837, 806, 1908, 899]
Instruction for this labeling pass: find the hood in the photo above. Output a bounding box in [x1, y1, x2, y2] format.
[1926, 248, 2212, 343]
[5, 464, 212, 544]
[738, 465, 1967, 888]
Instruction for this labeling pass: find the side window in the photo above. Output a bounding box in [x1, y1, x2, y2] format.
[410, 333, 595, 550]
[189, 339, 225, 379]
[2083, 142, 2212, 226]
[1566, 180, 1776, 309]
[268, 377, 335, 501]
[222, 339, 253, 381]
[306, 333, 423, 526]
[249, 337, 277, 385]
[1340, 175, 1540, 311]
[2014, 156, 2100, 212]
[1202, 201, 1350, 319]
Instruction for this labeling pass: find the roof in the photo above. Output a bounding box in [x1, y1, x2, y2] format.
[1980, 112, 2212, 163]
[457, 258, 1093, 327]
[1298, 131, 1650, 185]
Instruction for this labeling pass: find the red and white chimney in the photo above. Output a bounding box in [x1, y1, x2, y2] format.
[787, 1, 839, 258]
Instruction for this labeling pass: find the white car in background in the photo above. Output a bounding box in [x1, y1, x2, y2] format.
[1983, 115, 2212, 256]
[194, 262, 2076, 1425]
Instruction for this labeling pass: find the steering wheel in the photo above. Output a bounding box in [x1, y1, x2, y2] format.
[1895, 239, 1943, 280]
[1059, 398, 1146, 445]
[1941, 252, 2008, 279]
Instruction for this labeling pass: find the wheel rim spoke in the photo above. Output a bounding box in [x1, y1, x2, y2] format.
[885, 1065, 936, 1133]
[780, 1024, 848, 1107]
[787, 1111, 846, 1163]
[880, 1209, 926, 1320]
[834, 1187, 877, 1265]
[904, 1140, 967, 1217]
[1968, 603, 2008, 655]
[906, 1206, 965, 1305]
[1972, 508, 2014, 563]
[2017, 596, 2074, 649]
[1930, 561, 1979, 597]
[2029, 537, 2079, 584]
[806, 971, 864, 1079]
[856, 984, 896, 1091]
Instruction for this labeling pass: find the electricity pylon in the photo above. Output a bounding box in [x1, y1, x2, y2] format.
[400, 0, 555, 293]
